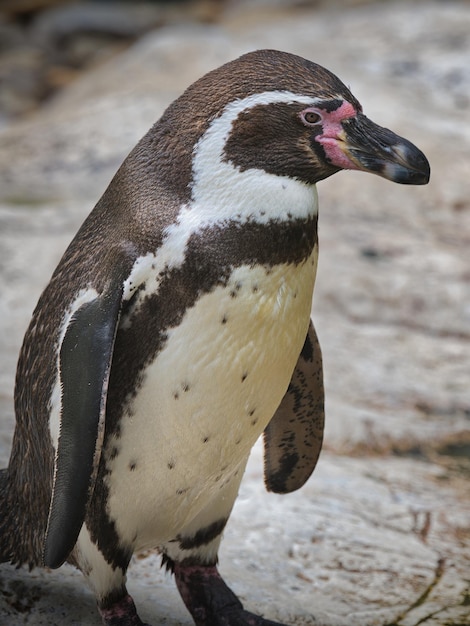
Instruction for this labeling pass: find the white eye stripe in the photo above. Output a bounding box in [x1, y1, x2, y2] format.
[222, 90, 322, 118]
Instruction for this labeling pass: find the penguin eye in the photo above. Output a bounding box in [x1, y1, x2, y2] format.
[300, 109, 323, 126]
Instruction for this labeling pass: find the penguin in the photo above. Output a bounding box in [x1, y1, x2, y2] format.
[0, 49, 430, 626]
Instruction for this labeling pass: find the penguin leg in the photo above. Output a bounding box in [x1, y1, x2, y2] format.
[163, 459, 287, 626]
[72, 526, 150, 626]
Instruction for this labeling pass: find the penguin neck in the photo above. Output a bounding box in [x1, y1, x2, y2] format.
[190, 164, 318, 227]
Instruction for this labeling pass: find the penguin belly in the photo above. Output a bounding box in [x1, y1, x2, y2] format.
[104, 250, 317, 551]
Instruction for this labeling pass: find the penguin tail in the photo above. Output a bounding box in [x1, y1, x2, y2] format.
[0, 466, 45, 569]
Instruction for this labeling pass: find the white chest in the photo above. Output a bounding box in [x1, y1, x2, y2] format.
[104, 247, 317, 549]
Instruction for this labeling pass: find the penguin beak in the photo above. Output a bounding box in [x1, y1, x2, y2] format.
[339, 113, 430, 185]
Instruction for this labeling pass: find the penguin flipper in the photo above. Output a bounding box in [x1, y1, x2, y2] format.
[263, 319, 324, 494]
[44, 286, 123, 569]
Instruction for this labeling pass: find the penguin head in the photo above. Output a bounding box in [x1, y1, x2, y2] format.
[159, 49, 429, 192]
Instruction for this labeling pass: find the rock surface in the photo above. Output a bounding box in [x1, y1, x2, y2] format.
[0, 1, 469, 625]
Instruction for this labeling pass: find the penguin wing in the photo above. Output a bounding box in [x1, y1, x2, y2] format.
[263, 319, 324, 494]
[44, 284, 123, 569]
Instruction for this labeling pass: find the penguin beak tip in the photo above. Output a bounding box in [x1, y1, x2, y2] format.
[384, 141, 431, 185]
[341, 114, 431, 186]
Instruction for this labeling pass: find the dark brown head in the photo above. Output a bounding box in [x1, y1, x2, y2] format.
[149, 49, 430, 198]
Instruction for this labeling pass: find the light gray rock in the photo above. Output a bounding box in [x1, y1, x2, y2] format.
[31, 2, 166, 43]
[0, 1, 469, 625]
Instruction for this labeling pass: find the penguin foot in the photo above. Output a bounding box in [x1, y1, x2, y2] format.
[99, 592, 150, 626]
[174, 563, 287, 626]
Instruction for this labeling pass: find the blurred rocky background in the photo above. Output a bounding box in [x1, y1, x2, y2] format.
[0, 1, 469, 625]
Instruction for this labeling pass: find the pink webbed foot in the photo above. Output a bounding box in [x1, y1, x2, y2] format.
[99, 592, 151, 626]
[174, 563, 287, 626]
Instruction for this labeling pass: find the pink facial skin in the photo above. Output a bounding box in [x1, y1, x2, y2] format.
[302, 100, 362, 171]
